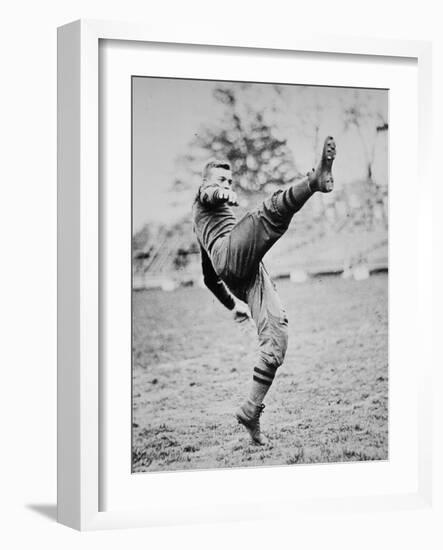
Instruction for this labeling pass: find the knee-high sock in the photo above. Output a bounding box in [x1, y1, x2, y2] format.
[274, 176, 314, 218]
[247, 363, 278, 409]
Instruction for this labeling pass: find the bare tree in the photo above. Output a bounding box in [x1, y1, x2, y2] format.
[342, 91, 388, 183]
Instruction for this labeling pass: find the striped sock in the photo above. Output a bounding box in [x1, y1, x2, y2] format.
[247, 364, 278, 407]
[277, 177, 314, 216]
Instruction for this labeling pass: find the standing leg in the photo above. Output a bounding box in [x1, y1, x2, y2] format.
[235, 265, 288, 445]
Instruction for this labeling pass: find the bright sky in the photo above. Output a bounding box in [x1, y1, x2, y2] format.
[132, 77, 388, 232]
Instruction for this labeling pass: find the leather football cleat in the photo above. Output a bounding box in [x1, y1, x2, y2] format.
[308, 136, 336, 193]
[235, 403, 268, 445]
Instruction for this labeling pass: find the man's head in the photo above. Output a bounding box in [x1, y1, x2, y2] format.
[202, 160, 233, 189]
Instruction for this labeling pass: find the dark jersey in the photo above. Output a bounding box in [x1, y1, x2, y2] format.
[192, 182, 236, 253]
[192, 182, 237, 310]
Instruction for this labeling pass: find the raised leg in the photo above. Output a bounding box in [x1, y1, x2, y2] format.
[217, 175, 313, 285]
[218, 136, 336, 285]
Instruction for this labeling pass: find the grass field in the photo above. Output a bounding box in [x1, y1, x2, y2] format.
[132, 273, 388, 472]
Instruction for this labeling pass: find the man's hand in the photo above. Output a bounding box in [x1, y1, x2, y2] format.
[233, 301, 251, 324]
[216, 188, 238, 206]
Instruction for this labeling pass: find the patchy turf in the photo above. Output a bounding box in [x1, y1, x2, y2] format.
[132, 274, 388, 472]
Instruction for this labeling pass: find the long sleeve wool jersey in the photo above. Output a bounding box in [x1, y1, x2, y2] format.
[192, 182, 237, 310]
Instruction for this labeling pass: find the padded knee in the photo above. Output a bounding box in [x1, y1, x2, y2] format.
[258, 320, 288, 370]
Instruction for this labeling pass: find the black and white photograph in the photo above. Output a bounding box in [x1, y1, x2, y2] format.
[131, 76, 389, 473]
[4, 0, 441, 542]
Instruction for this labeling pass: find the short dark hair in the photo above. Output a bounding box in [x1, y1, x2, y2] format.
[202, 159, 231, 181]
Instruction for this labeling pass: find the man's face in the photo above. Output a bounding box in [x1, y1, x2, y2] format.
[207, 167, 233, 190]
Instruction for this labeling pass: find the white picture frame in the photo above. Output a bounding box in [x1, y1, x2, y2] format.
[57, 19, 433, 531]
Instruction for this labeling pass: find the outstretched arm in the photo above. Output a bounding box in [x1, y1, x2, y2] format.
[198, 182, 238, 207]
[200, 245, 235, 310]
